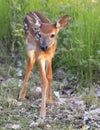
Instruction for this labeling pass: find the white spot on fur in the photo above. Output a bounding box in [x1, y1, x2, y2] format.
[32, 12, 41, 27]
[24, 23, 27, 26]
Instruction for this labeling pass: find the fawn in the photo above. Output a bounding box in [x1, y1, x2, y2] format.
[19, 11, 70, 117]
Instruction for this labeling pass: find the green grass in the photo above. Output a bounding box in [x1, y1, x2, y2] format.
[0, 0, 100, 84]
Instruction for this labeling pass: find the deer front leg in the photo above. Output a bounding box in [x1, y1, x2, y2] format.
[38, 59, 48, 117]
[19, 56, 35, 100]
[46, 60, 53, 104]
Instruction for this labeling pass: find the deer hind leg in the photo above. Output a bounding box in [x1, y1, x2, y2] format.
[46, 60, 53, 104]
[38, 59, 48, 117]
[19, 50, 35, 100]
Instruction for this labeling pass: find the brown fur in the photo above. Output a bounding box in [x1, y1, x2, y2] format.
[19, 11, 70, 117]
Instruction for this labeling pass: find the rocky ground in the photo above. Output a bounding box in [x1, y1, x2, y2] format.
[0, 64, 100, 130]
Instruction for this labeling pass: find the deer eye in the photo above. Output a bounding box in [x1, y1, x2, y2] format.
[50, 34, 55, 38]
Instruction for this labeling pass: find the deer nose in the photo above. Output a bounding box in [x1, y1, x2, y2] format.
[40, 39, 48, 51]
[40, 44, 48, 51]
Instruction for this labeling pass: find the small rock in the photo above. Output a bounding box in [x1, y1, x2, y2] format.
[0, 106, 3, 110]
[30, 121, 38, 128]
[17, 60, 22, 67]
[46, 124, 51, 129]
[35, 87, 41, 93]
[0, 76, 4, 82]
[97, 88, 100, 98]
[6, 124, 21, 129]
[89, 108, 100, 114]
[54, 91, 60, 98]
[17, 69, 23, 77]
[20, 108, 27, 113]
[75, 100, 84, 106]
[16, 101, 22, 106]
[1, 81, 8, 87]
[83, 114, 90, 122]
[57, 98, 66, 104]
[18, 79, 23, 87]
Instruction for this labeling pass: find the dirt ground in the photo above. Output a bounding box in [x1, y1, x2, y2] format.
[0, 65, 100, 130]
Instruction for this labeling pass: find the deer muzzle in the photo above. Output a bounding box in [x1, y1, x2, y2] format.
[40, 38, 48, 51]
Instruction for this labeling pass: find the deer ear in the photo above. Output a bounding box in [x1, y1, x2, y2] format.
[56, 15, 70, 29]
[23, 12, 42, 33]
[26, 13, 41, 27]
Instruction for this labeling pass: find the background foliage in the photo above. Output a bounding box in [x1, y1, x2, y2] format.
[0, 0, 100, 85]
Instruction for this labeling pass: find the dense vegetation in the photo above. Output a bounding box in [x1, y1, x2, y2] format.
[0, 0, 100, 85]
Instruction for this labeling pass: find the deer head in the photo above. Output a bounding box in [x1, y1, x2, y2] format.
[23, 11, 70, 51]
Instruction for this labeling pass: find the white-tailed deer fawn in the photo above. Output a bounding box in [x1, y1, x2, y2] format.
[19, 11, 70, 117]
